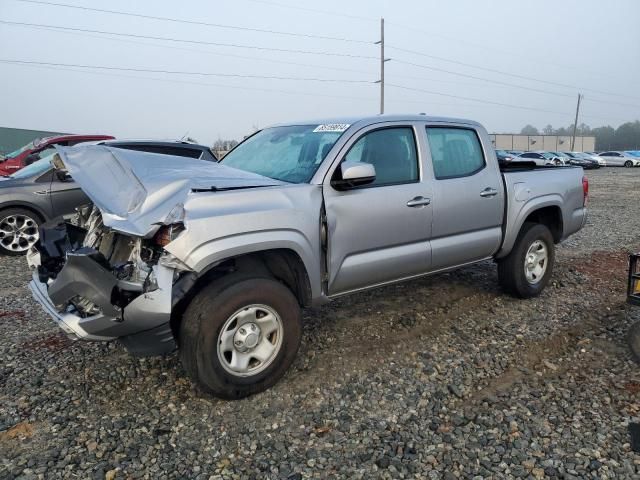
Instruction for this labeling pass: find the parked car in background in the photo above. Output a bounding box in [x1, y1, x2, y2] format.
[495, 149, 515, 164]
[513, 151, 563, 166]
[574, 152, 606, 166]
[27, 114, 588, 398]
[105, 140, 218, 162]
[561, 152, 600, 169]
[548, 151, 571, 164]
[0, 134, 115, 176]
[0, 140, 217, 255]
[597, 151, 640, 167]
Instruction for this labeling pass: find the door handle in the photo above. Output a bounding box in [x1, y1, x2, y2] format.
[406, 196, 431, 207]
[480, 187, 498, 198]
[33, 190, 51, 195]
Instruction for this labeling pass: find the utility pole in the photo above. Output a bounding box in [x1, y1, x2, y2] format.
[374, 18, 390, 114]
[571, 93, 583, 150]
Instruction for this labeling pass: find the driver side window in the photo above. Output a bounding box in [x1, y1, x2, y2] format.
[341, 127, 418, 186]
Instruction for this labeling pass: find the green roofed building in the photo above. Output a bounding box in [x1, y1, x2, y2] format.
[0, 126, 66, 156]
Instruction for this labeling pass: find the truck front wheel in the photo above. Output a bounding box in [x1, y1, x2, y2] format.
[498, 222, 555, 298]
[179, 275, 302, 399]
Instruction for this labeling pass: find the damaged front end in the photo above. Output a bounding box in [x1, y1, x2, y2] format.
[28, 205, 194, 356]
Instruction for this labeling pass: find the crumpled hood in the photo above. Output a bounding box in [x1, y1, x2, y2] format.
[55, 145, 284, 236]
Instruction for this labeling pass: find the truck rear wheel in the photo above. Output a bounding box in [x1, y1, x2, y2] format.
[498, 222, 555, 298]
[179, 275, 302, 399]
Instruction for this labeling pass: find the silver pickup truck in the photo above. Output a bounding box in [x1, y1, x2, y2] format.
[28, 114, 588, 398]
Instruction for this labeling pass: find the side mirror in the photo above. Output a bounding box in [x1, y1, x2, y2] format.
[55, 170, 72, 182]
[331, 161, 376, 190]
[25, 154, 39, 165]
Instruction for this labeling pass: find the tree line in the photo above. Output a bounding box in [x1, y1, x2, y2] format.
[519, 121, 640, 150]
[212, 139, 239, 152]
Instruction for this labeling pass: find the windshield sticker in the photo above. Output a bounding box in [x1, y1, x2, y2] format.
[313, 123, 350, 133]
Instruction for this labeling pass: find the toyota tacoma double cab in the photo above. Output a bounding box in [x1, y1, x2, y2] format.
[27, 114, 588, 399]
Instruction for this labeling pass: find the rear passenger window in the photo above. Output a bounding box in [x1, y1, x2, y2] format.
[342, 127, 418, 186]
[425, 127, 485, 179]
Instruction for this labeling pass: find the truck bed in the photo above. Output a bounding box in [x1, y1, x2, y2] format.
[496, 164, 587, 258]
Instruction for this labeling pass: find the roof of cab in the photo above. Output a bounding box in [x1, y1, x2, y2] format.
[269, 113, 482, 130]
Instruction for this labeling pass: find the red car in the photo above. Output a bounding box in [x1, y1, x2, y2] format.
[0, 134, 114, 176]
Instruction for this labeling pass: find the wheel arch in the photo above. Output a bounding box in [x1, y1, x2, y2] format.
[170, 247, 315, 340]
[0, 202, 48, 223]
[496, 196, 564, 259]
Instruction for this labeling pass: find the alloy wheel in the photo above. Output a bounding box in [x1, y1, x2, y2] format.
[0, 214, 39, 252]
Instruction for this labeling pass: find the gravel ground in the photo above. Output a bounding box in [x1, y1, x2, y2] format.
[1, 167, 640, 479]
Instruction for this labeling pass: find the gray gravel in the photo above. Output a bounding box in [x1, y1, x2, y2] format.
[1, 167, 640, 479]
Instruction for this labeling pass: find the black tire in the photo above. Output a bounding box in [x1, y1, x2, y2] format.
[179, 274, 302, 399]
[0, 207, 43, 256]
[629, 322, 640, 364]
[498, 222, 555, 298]
[625, 160, 633, 168]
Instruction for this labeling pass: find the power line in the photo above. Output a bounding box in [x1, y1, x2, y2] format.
[386, 83, 570, 115]
[4, 59, 492, 110]
[0, 59, 373, 83]
[8, 20, 633, 108]
[2, 60, 379, 101]
[3, 59, 628, 125]
[2, 21, 374, 75]
[390, 57, 640, 109]
[385, 20, 610, 80]
[0, 20, 377, 60]
[391, 58, 576, 99]
[386, 83, 629, 124]
[387, 44, 640, 102]
[11, 0, 373, 43]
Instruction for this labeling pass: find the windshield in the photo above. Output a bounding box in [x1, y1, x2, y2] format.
[540, 152, 556, 159]
[221, 125, 346, 183]
[2, 141, 34, 160]
[625, 151, 640, 158]
[9, 156, 52, 179]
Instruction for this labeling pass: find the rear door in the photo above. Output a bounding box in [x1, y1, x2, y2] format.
[323, 122, 432, 295]
[424, 125, 505, 270]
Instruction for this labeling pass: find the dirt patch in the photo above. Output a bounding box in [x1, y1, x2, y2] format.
[575, 249, 630, 283]
[20, 332, 72, 353]
[0, 421, 34, 441]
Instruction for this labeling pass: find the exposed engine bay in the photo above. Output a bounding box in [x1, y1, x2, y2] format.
[35, 205, 174, 319]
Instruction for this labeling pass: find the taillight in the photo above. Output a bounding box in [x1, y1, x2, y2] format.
[154, 223, 185, 247]
[582, 176, 589, 206]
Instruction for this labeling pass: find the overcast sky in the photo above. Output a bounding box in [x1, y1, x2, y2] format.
[1, 0, 639, 144]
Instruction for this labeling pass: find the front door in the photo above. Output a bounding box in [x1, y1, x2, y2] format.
[49, 173, 90, 218]
[323, 124, 432, 295]
[424, 126, 505, 270]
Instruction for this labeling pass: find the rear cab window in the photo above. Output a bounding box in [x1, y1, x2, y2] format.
[425, 127, 486, 179]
